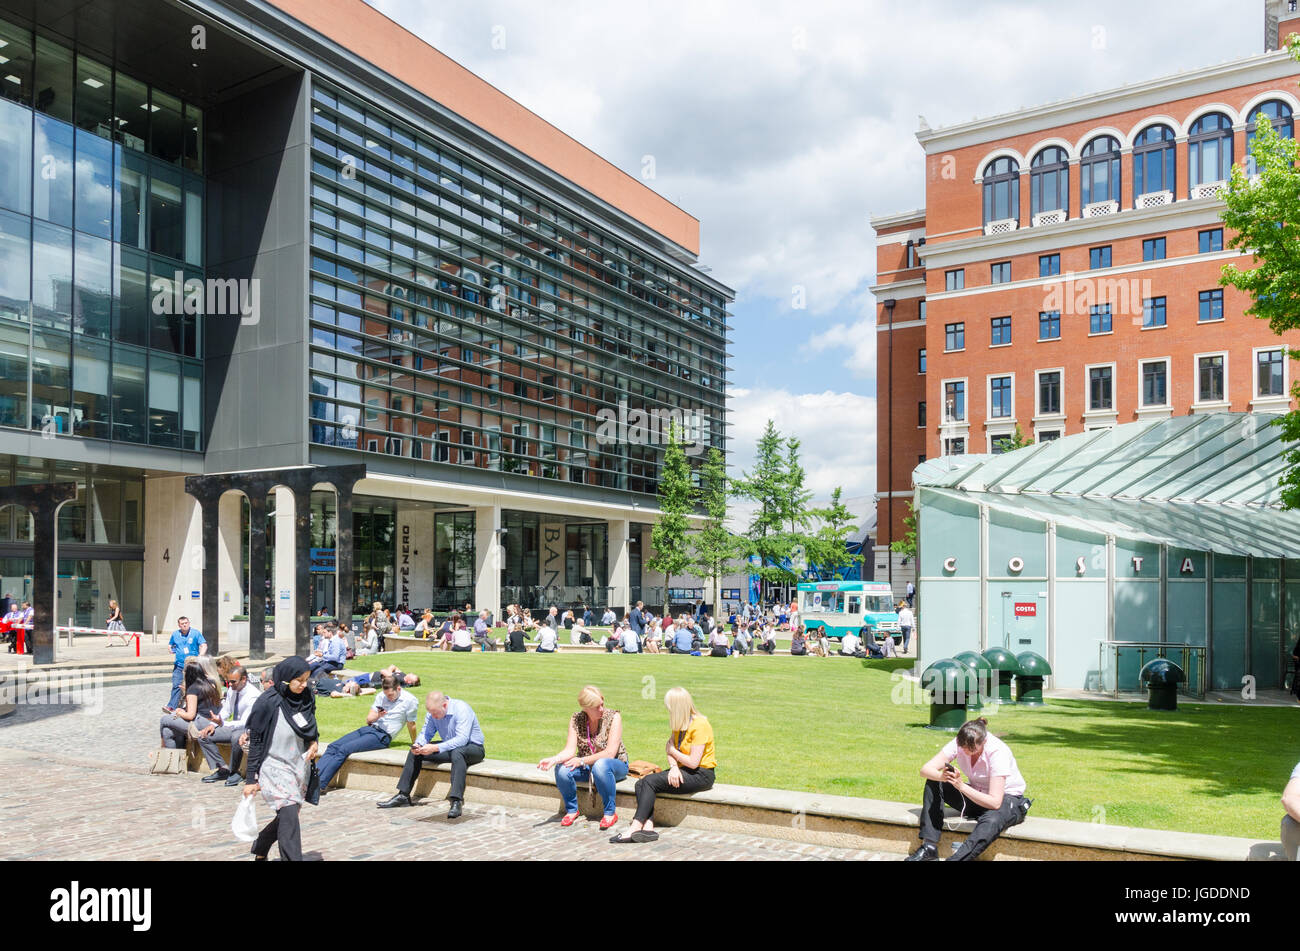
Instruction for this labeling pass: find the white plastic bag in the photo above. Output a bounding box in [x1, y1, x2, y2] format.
[232, 794, 259, 842]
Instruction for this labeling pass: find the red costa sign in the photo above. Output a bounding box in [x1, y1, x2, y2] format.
[1013, 602, 1037, 617]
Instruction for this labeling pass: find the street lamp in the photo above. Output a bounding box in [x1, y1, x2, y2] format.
[883, 297, 896, 592]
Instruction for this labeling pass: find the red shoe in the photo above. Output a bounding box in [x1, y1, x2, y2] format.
[560, 812, 579, 827]
[599, 814, 618, 830]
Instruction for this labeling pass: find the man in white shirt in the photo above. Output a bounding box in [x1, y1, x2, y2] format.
[601, 608, 616, 626]
[196, 664, 262, 786]
[620, 624, 640, 654]
[898, 603, 916, 654]
[840, 630, 865, 657]
[316, 674, 419, 792]
[536, 624, 558, 653]
[451, 623, 475, 652]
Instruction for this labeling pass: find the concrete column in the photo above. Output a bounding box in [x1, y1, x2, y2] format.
[336, 487, 354, 630]
[247, 492, 269, 660]
[199, 493, 221, 656]
[273, 486, 296, 651]
[143, 475, 204, 644]
[473, 504, 501, 622]
[608, 518, 630, 616]
[217, 492, 243, 645]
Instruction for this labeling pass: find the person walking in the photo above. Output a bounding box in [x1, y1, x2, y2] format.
[906, 580, 916, 609]
[243, 657, 320, 861]
[105, 599, 124, 635]
[166, 617, 207, 709]
[898, 601, 915, 655]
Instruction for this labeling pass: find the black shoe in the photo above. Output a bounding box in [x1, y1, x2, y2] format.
[904, 844, 939, 862]
[201, 768, 230, 783]
[447, 798, 463, 820]
[224, 774, 244, 787]
[377, 793, 411, 809]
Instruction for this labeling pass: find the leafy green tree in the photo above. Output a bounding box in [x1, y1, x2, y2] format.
[1220, 33, 1300, 507]
[733, 419, 798, 590]
[647, 424, 693, 616]
[689, 447, 740, 609]
[994, 424, 1033, 454]
[889, 501, 918, 561]
[806, 487, 864, 580]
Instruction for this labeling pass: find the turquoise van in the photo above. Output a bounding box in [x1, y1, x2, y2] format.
[798, 581, 901, 643]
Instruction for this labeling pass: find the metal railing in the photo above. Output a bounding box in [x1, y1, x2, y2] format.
[1095, 641, 1207, 700]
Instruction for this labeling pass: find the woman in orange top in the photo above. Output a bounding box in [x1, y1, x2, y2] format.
[610, 686, 716, 844]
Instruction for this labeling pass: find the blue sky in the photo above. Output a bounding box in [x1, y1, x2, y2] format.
[366, 0, 1263, 522]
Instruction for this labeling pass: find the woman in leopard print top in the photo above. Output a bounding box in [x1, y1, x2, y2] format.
[537, 685, 629, 829]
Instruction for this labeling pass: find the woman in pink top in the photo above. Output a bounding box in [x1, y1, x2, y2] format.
[906, 717, 1030, 861]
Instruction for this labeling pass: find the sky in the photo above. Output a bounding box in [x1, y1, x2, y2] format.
[365, 0, 1263, 525]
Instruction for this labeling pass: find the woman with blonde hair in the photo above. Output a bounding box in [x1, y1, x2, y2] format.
[537, 685, 628, 829]
[610, 686, 716, 844]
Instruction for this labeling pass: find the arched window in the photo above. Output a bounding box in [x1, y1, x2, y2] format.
[1132, 124, 1176, 202]
[1188, 113, 1233, 189]
[982, 157, 1019, 225]
[1246, 101, 1294, 173]
[1030, 147, 1069, 218]
[1080, 135, 1121, 207]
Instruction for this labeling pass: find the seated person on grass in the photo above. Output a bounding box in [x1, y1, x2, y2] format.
[839, 630, 867, 658]
[506, 620, 528, 653]
[450, 620, 475, 652]
[535, 623, 559, 654]
[670, 623, 696, 655]
[708, 626, 730, 657]
[316, 674, 419, 792]
[755, 623, 776, 654]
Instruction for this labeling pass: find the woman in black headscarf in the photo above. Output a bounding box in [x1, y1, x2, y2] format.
[242, 657, 319, 860]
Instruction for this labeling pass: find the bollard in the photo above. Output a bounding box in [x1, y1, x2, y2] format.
[1139, 658, 1184, 711]
[921, 659, 979, 730]
[953, 650, 994, 709]
[135, 633, 141, 658]
[982, 647, 1021, 704]
[1014, 651, 1052, 705]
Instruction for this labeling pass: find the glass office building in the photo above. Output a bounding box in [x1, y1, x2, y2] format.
[0, 0, 732, 639]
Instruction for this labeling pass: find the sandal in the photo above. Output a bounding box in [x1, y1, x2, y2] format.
[599, 814, 618, 830]
[631, 830, 659, 843]
[560, 812, 579, 827]
[609, 832, 637, 843]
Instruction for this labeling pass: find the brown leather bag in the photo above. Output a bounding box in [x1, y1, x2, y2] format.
[627, 760, 662, 778]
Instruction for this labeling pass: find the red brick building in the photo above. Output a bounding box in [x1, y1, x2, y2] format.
[872, 0, 1300, 595]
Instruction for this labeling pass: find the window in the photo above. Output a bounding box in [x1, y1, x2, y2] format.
[945, 322, 964, 351]
[918, 299, 926, 322]
[1030, 147, 1069, 217]
[1038, 311, 1061, 340]
[918, 401, 926, 427]
[991, 261, 1011, 284]
[1039, 254, 1060, 277]
[1089, 246, 1111, 269]
[1080, 135, 1121, 206]
[1142, 297, 1167, 329]
[1142, 238, 1166, 261]
[943, 380, 965, 422]
[905, 242, 918, 268]
[1188, 113, 1233, 189]
[943, 437, 965, 457]
[1257, 348, 1285, 397]
[1197, 355, 1225, 402]
[1247, 101, 1294, 174]
[1038, 430, 1061, 442]
[1141, 361, 1168, 406]
[1088, 366, 1113, 410]
[1133, 124, 1176, 199]
[1199, 228, 1223, 253]
[1038, 371, 1061, 415]
[918, 348, 926, 373]
[1198, 289, 1223, 322]
[1090, 304, 1112, 334]
[982, 157, 1019, 224]
[990, 316, 1011, 346]
[945, 269, 964, 291]
[990, 376, 1012, 418]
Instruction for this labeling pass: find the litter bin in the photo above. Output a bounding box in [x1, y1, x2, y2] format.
[1014, 651, 1052, 705]
[953, 651, 994, 709]
[982, 647, 1021, 704]
[921, 659, 979, 730]
[1139, 658, 1184, 711]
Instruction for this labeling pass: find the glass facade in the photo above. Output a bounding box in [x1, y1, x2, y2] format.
[305, 80, 729, 495]
[0, 17, 204, 448]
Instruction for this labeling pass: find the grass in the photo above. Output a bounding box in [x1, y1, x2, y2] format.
[311, 650, 1300, 839]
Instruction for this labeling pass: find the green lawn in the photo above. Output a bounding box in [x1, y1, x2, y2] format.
[312, 650, 1300, 839]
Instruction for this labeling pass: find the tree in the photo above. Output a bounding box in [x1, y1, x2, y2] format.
[889, 501, 918, 561]
[1219, 34, 1300, 507]
[994, 424, 1032, 454]
[689, 447, 740, 610]
[806, 487, 864, 580]
[733, 420, 799, 594]
[647, 424, 693, 616]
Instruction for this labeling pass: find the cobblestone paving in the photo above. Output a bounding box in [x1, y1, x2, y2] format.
[0, 682, 895, 861]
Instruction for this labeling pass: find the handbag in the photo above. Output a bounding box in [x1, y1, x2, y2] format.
[627, 760, 662, 778]
[305, 759, 321, 806]
[232, 795, 259, 841]
[149, 748, 188, 774]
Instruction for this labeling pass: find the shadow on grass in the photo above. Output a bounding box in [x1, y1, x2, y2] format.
[860, 658, 915, 675]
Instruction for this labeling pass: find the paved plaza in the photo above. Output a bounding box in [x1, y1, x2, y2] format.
[0, 682, 892, 861]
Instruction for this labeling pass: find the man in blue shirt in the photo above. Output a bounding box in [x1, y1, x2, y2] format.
[671, 622, 696, 654]
[377, 691, 485, 819]
[166, 617, 207, 708]
[308, 626, 346, 675]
